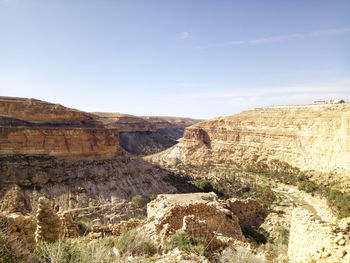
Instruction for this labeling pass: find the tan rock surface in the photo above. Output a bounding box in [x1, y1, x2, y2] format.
[288, 207, 350, 263]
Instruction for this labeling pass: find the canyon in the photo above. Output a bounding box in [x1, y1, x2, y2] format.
[1, 96, 349, 262]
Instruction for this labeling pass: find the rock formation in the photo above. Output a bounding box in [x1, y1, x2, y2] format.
[35, 197, 62, 243]
[149, 103, 350, 189]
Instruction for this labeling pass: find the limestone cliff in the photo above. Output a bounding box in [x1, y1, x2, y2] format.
[149, 104, 350, 189]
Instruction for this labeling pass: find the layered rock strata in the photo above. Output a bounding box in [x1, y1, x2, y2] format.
[149, 104, 350, 188]
[0, 126, 122, 158]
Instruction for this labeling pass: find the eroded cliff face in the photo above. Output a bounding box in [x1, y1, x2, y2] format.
[149, 104, 350, 188]
[0, 96, 95, 123]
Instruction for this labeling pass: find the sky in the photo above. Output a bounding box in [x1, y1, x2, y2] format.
[0, 0, 349, 119]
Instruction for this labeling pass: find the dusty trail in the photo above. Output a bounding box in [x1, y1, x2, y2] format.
[272, 184, 337, 223]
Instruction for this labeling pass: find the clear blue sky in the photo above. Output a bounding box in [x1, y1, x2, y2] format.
[1, 0, 349, 119]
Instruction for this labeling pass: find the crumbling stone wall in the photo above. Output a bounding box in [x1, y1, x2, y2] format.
[59, 211, 79, 238]
[157, 202, 242, 239]
[88, 218, 144, 239]
[226, 198, 267, 227]
[35, 197, 62, 243]
[288, 208, 350, 262]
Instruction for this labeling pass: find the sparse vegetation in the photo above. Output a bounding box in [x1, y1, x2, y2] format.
[324, 189, 350, 218]
[132, 195, 151, 208]
[35, 237, 118, 263]
[115, 229, 157, 257]
[219, 246, 265, 263]
[0, 233, 18, 263]
[164, 231, 208, 256]
[35, 239, 80, 263]
[194, 180, 214, 192]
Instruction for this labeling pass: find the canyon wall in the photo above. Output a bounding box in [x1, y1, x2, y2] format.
[0, 126, 122, 158]
[149, 104, 350, 189]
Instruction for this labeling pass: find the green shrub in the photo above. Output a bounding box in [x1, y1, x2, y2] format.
[0, 233, 18, 263]
[241, 226, 269, 244]
[132, 195, 151, 208]
[194, 180, 214, 192]
[115, 229, 156, 257]
[36, 239, 80, 263]
[325, 189, 350, 218]
[149, 194, 158, 201]
[338, 99, 346, 103]
[275, 226, 289, 246]
[164, 231, 207, 256]
[77, 237, 117, 263]
[36, 238, 118, 263]
[298, 181, 319, 193]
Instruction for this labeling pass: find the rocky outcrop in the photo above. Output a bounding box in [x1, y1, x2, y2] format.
[149, 104, 350, 189]
[288, 207, 350, 262]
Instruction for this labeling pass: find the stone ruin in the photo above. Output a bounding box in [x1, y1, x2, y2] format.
[35, 197, 62, 243]
[86, 192, 268, 251]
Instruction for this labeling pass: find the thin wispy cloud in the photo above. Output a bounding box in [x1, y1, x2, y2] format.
[179, 31, 190, 40]
[182, 79, 350, 101]
[198, 27, 350, 49]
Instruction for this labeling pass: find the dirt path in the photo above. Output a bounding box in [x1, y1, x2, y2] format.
[272, 184, 337, 223]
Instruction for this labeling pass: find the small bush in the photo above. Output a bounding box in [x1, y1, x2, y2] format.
[0, 233, 18, 263]
[275, 226, 289, 246]
[165, 231, 207, 256]
[194, 180, 214, 192]
[132, 195, 151, 208]
[298, 181, 318, 193]
[149, 194, 158, 201]
[115, 229, 156, 257]
[338, 99, 346, 103]
[36, 239, 80, 263]
[325, 189, 350, 218]
[242, 226, 269, 244]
